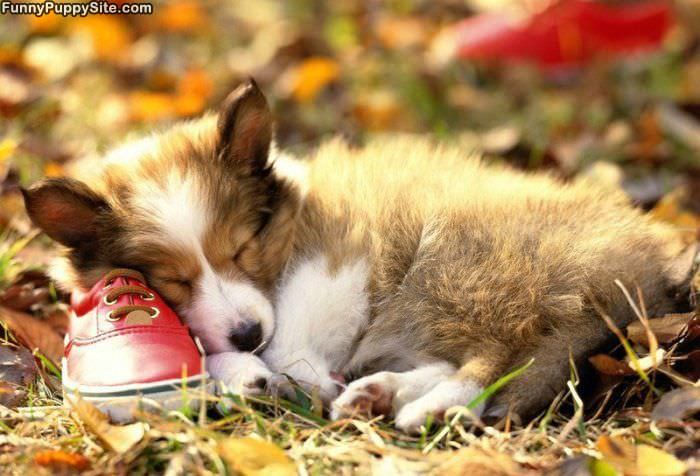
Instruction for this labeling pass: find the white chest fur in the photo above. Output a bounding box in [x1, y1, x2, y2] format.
[262, 254, 370, 400]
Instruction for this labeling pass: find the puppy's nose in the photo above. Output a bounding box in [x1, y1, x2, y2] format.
[228, 322, 263, 352]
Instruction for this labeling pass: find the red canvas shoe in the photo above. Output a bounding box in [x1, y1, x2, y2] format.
[63, 268, 212, 421]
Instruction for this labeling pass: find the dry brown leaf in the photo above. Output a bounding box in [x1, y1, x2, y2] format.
[0, 305, 63, 363]
[651, 387, 700, 421]
[627, 313, 694, 347]
[589, 354, 636, 376]
[70, 398, 146, 454]
[0, 345, 35, 383]
[0, 282, 50, 312]
[34, 450, 90, 471]
[218, 437, 296, 476]
[0, 344, 34, 408]
[437, 447, 523, 476]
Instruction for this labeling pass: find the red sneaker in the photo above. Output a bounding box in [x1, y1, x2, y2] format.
[63, 268, 212, 421]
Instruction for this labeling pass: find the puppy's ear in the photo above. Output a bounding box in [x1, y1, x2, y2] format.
[22, 178, 110, 248]
[217, 79, 272, 176]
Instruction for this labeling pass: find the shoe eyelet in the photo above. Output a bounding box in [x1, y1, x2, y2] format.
[142, 293, 155, 301]
[106, 310, 120, 322]
[103, 295, 118, 306]
[149, 307, 160, 319]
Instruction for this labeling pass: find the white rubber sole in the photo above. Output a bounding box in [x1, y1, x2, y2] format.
[63, 371, 215, 423]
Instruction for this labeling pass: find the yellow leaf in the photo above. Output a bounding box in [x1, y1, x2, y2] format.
[218, 437, 295, 476]
[0, 138, 17, 163]
[636, 445, 687, 476]
[650, 188, 700, 242]
[128, 91, 176, 122]
[43, 162, 64, 177]
[70, 397, 146, 453]
[290, 57, 340, 103]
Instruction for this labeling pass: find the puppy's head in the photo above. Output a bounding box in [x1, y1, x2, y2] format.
[23, 80, 300, 353]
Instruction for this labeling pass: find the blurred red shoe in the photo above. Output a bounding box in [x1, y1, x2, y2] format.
[63, 268, 212, 421]
[456, 0, 673, 69]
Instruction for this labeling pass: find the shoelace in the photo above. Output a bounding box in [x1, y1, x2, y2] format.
[102, 269, 159, 322]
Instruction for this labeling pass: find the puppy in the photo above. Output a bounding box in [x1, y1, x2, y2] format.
[23, 81, 694, 430]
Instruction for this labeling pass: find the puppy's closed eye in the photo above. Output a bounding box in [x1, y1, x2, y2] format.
[163, 277, 193, 289]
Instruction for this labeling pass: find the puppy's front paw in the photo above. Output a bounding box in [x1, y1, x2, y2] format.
[206, 352, 273, 396]
[331, 372, 395, 420]
[394, 380, 484, 434]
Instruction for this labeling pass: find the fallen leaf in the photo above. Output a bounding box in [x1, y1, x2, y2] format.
[156, 0, 207, 33]
[589, 354, 636, 376]
[174, 69, 213, 117]
[34, 450, 90, 471]
[0, 344, 35, 384]
[68, 16, 132, 63]
[650, 187, 700, 243]
[218, 437, 295, 476]
[375, 16, 429, 49]
[289, 57, 340, 103]
[597, 436, 688, 476]
[0, 344, 36, 408]
[352, 90, 403, 130]
[651, 387, 700, 421]
[627, 313, 694, 347]
[0, 137, 17, 163]
[128, 91, 176, 122]
[0, 306, 63, 364]
[43, 161, 65, 177]
[438, 447, 522, 476]
[597, 435, 637, 474]
[70, 397, 146, 454]
[636, 445, 687, 476]
[589, 458, 620, 476]
[0, 282, 51, 312]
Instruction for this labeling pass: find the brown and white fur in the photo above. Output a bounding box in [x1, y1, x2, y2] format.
[23, 81, 694, 431]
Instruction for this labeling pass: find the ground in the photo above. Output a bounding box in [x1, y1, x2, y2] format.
[0, 1, 698, 474]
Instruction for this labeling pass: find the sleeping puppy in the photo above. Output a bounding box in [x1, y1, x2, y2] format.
[23, 81, 695, 431]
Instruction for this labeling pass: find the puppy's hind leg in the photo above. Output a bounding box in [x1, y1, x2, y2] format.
[393, 351, 508, 433]
[485, 319, 611, 420]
